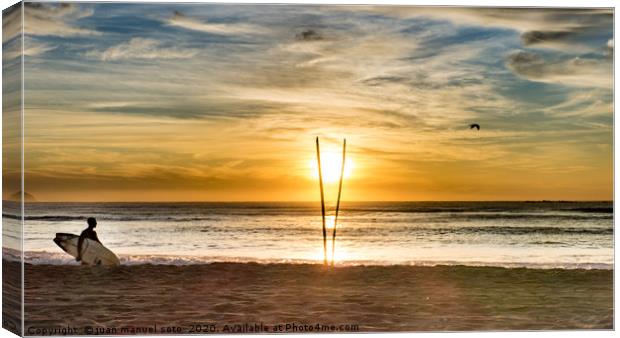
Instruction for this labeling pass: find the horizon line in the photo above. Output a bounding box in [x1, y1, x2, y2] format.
[2, 199, 614, 204]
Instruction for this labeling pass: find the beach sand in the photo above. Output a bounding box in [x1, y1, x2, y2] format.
[17, 261, 612, 334]
[3, 259, 22, 335]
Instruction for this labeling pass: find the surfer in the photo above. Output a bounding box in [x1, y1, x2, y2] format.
[76, 217, 102, 262]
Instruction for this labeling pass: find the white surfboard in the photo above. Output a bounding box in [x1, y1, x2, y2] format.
[53, 233, 120, 267]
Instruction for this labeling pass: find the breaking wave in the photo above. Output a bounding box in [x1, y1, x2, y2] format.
[13, 250, 613, 270]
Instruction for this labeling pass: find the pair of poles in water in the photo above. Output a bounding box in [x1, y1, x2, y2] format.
[315, 137, 346, 267]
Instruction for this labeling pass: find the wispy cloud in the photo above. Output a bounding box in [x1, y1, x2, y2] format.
[87, 37, 199, 61]
[2, 3, 21, 43]
[540, 89, 613, 118]
[367, 8, 611, 32]
[23, 3, 99, 38]
[3, 37, 56, 60]
[166, 10, 268, 35]
[506, 51, 612, 88]
[361, 7, 612, 52]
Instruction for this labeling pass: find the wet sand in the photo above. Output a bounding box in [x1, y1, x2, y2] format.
[18, 261, 612, 334]
[3, 259, 22, 335]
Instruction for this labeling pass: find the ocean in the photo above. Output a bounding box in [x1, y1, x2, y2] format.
[3, 201, 613, 269]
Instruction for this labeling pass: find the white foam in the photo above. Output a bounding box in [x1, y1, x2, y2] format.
[18, 250, 613, 270]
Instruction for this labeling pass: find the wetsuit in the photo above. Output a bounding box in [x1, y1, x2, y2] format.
[77, 227, 101, 261]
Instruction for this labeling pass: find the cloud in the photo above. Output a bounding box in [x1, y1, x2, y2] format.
[166, 10, 267, 35]
[3, 37, 56, 60]
[296, 29, 324, 41]
[360, 7, 612, 52]
[87, 38, 199, 61]
[23, 3, 99, 38]
[87, 98, 288, 119]
[520, 30, 579, 50]
[506, 51, 612, 88]
[365, 7, 611, 32]
[2, 3, 21, 43]
[218, 13, 523, 133]
[519, 26, 610, 51]
[541, 89, 612, 118]
[24, 39, 55, 57]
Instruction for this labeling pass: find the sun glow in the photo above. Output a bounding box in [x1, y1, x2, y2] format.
[324, 215, 343, 230]
[310, 152, 354, 183]
[309, 244, 352, 264]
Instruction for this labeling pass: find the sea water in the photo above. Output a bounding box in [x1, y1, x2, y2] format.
[4, 201, 613, 268]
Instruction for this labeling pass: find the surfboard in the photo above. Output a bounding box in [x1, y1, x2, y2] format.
[53, 233, 120, 267]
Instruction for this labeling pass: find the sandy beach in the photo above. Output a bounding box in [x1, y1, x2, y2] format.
[2, 259, 21, 336]
[19, 261, 612, 333]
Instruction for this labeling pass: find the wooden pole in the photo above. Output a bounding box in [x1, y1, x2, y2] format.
[331, 139, 346, 266]
[316, 137, 328, 266]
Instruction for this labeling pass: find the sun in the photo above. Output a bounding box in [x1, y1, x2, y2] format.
[310, 152, 354, 183]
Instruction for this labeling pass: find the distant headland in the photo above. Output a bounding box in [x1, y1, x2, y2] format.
[6, 191, 37, 202]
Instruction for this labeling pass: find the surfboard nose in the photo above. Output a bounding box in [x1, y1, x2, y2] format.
[53, 236, 63, 249]
[53, 233, 71, 250]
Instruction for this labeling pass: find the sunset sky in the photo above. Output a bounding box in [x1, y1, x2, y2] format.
[3, 3, 613, 202]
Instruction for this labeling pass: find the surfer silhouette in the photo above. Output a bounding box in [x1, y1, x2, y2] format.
[76, 217, 101, 262]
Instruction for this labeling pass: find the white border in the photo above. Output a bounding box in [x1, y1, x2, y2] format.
[0, 1, 616, 338]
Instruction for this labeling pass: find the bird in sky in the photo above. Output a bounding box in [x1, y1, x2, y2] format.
[469, 124, 480, 130]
